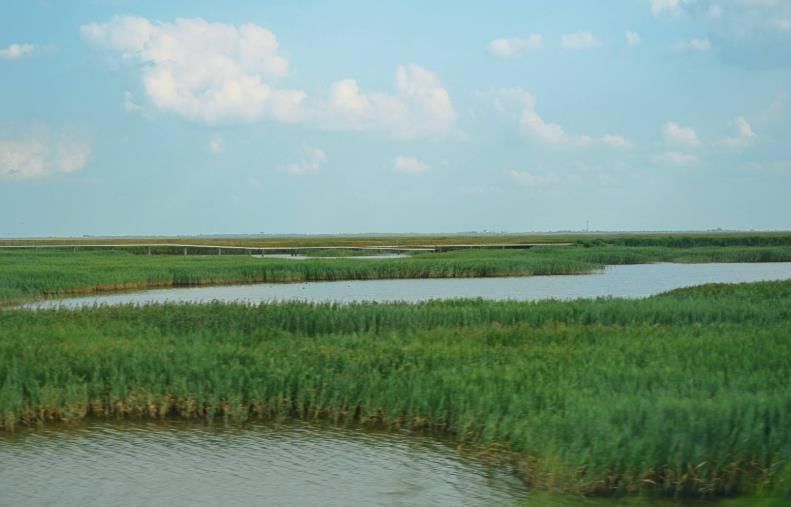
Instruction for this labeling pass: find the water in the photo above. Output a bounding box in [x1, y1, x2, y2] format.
[23, 262, 791, 309]
[0, 421, 528, 507]
[0, 422, 773, 507]
[7, 264, 791, 505]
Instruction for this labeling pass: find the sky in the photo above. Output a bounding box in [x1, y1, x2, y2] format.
[1, 0, 790, 237]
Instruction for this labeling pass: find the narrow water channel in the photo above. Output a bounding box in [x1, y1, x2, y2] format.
[22, 262, 791, 309]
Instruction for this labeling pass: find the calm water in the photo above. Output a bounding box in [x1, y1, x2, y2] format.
[0, 422, 528, 507]
[0, 422, 774, 507]
[23, 262, 791, 309]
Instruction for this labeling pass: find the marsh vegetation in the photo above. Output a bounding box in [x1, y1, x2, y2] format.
[2, 280, 791, 497]
[3, 238, 791, 305]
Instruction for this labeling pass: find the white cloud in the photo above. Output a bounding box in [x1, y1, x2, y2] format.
[488, 35, 543, 58]
[286, 146, 326, 175]
[494, 89, 629, 149]
[0, 43, 36, 60]
[520, 101, 571, 144]
[322, 64, 458, 139]
[652, 151, 699, 166]
[209, 135, 224, 154]
[82, 16, 304, 124]
[0, 128, 91, 179]
[625, 31, 641, 46]
[735, 116, 756, 137]
[498, 90, 578, 145]
[56, 140, 91, 173]
[601, 134, 632, 149]
[560, 32, 601, 50]
[663, 122, 701, 146]
[650, 0, 692, 16]
[721, 116, 757, 147]
[673, 38, 711, 51]
[510, 170, 582, 186]
[83, 17, 459, 139]
[393, 155, 430, 175]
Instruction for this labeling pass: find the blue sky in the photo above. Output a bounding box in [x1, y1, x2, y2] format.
[1, 0, 790, 236]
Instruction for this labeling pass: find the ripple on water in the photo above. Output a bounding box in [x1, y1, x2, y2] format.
[0, 421, 529, 507]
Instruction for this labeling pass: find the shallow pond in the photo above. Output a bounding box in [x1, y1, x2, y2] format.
[0, 422, 780, 506]
[0, 421, 528, 506]
[23, 262, 791, 309]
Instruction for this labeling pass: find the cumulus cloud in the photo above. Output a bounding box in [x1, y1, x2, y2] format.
[81, 16, 304, 124]
[560, 32, 601, 50]
[0, 128, 91, 179]
[494, 89, 630, 148]
[625, 31, 641, 46]
[673, 38, 711, 51]
[495, 89, 583, 145]
[83, 17, 459, 139]
[652, 151, 699, 166]
[663, 122, 701, 146]
[488, 35, 543, 57]
[286, 146, 327, 175]
[0, 43, 37, 60]
[510, 170, 582, 186]
[322, 64, 458, 139]
[393, 156, 430, 174]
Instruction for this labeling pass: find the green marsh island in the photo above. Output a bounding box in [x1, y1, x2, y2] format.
[2, 233, 791, 505]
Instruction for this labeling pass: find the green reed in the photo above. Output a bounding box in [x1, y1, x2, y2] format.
[2, 280, 791, 498]
[3, 245, 791, 305]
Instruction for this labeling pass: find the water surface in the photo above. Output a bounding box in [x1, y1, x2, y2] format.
[0, 422, 776, 506]
[0, 421, 527, 507]
[23, 262, 791, 309]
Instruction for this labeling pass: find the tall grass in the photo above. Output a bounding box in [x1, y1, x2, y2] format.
[2, 280, 791, 497]
[3, 245, 791, 305]
[0, 248, 598, 304]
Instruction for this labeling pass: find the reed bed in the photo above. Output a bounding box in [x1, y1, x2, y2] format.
[1, 280, 791, 498]
[3, 245, 791, 305]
